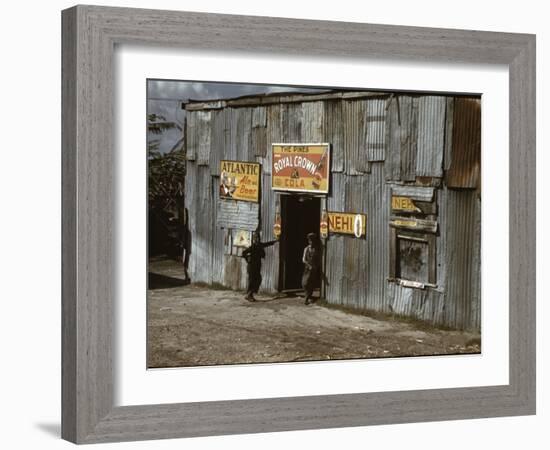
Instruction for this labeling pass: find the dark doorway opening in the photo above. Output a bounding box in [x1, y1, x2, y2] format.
[279, 195, 321, 291]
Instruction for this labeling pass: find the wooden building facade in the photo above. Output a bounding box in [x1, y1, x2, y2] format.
[183, 90, 481, 331]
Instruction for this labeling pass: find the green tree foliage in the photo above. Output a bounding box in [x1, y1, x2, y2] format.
[147, 113, 185, 210]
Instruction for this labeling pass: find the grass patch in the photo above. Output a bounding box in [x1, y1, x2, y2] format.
[315, 299, 461, 333]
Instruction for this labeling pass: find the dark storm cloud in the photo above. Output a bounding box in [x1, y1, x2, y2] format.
[147, 80, 328, 154]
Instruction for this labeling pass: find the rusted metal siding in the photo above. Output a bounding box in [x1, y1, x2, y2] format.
[416, 96, 446, 177]
[341, 175, 367, 307]
[388, 283, 445, 325]
[343, 99, 369, 175]
[442, 189, 481, 330]
[262, 104, 283, 175]
[443, 97, 454, 171]
[385, 96, 418, 181]
[196, 111, 212, 166]
[325, 173, 346, 304]
[209, 109, 226, 176]
[187, 166, 214, 284]
[281, 103, 302, 142]
[365, 99, 386, 162]
[211, 176, 225, 285]
[252, 107, 267, 157]
[301, 101, 324, 142]
[259, 174, 279, 292]
[447, 98, 481, 189]
[230, 107, 253, 162]
[324, 164, 390, 312]
[363, 164, 391, 313]
[217, 200, 260, 231]
[186, 111, 197, 161]
[323, 100, 344, 172]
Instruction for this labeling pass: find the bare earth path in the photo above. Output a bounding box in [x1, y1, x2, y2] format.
[147, 259, 480, 368]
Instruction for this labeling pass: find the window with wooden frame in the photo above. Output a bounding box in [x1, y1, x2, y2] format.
[389, 186, 438, 288]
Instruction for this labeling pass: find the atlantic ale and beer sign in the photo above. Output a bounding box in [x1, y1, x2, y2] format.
[271, 143, 330, 194]
[219, 160, 261, 203]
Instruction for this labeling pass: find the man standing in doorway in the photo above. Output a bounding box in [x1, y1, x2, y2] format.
[302, 233, 321, 305]
[242, 232, 278, 302]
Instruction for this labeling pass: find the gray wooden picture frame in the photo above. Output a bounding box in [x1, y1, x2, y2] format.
[61, 5, 536, 444]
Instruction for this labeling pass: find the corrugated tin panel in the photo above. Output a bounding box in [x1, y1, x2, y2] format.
[263, 104, 283, 175]
[391, 185, 435, 202]
[186, 112, 197, 161]
[363, 163, 390, 312]
[196, 111, 212, 166]
[217, 200, 260, 231]
[252, 107, 268, 157]
[187, 166, 213, 283]
[385, 96, 399, 181]
[209, 109, 226, 176]
[443, 97, 454, 171]
[281, 103, 302, 142]
[211, 176, 225, 285]
[443, 189, 481, 330]
[384, 95, 419, 182]
[323, 100, 344, 172]
[301, 101, 324, 142]
[447, 97, 481, 188]
[365, 98, 386, 162]
[252, 106, 267, 128]
[259, 175, 280, 292]
[223, 254, 246, 291]
[399, 96, 418, 182]
[388, 283, 445, 325]
[416, 96, 446, 177]
[436, 188, 448, 292]
[343, 99, 369, 175]
[230, 107, 253, 162]
[325, 173, 345, 304]
[342, 175, 368, 308]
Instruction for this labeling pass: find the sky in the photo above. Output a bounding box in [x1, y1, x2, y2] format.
[147, 80, 327, 153]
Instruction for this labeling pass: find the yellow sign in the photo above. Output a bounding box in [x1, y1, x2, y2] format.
[391, 219, 418, 228]
[328, 212, 366, 238]
[391, 196, 420, 212]
[272, 144, 330, 193]
[219, 160, 260, 203]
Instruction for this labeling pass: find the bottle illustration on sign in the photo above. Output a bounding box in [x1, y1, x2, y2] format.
[320, 210, 328, 238]
[312, 146, 328, 190]
[273, 210, 282, 239]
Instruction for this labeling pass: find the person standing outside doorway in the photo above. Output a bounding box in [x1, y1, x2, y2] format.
[242, 232, 278, 302]
[302, 233, 321, 305]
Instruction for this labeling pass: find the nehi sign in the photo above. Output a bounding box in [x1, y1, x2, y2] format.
[328, 212, 367, 238]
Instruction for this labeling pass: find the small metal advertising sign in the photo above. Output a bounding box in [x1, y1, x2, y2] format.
[320, 210, 329, 238]
[328, 212, 367, 238]
[219, 160, 261, 203]
[391, 196, 421, 213]
[232, 230, 252, 248]
[273, 211, 282, 239]
[271, 143, 330, 194]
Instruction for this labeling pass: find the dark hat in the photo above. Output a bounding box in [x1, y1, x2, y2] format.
[307, 232, 317, 240]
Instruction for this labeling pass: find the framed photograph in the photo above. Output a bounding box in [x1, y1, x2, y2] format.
[62, 5, 535, 444]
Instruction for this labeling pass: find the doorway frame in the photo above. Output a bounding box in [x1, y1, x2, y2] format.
[277, 193, 325, 295]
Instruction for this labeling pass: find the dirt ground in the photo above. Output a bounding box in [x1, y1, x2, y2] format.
[147, 258, 481, 368]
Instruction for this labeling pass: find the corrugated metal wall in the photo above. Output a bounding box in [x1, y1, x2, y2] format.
[183, 92, 481, 331]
